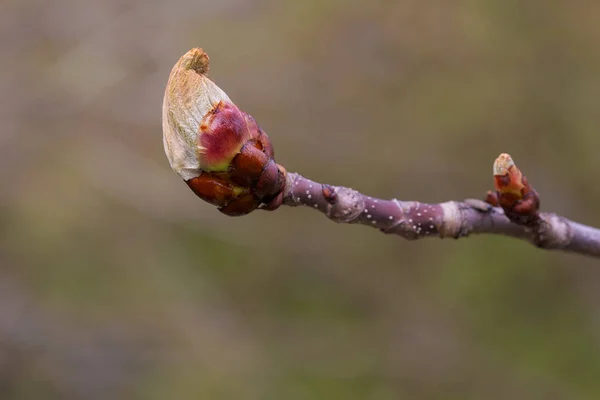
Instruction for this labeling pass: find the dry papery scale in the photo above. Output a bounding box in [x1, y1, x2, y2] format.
[162, 48, 600, 259]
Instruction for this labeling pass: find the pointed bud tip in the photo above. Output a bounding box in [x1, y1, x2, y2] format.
[493, 153, 515, 176]
[178, 48, 210, 75]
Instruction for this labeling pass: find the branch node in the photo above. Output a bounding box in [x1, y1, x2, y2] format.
[534, 213, 573, 249]
[440, 202, 465, 239]
[329, 186, 364, 222]
[322, 184, 337, 204]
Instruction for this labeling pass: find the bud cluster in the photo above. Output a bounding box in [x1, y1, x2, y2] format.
[162, 48, 286, 216]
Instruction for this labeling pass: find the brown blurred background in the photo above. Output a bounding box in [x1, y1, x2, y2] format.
[2, 0, 600, 399]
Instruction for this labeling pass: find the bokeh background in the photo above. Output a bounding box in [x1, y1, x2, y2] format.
[2, 0, 600, 399]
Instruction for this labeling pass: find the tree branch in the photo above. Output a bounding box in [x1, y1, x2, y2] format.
[281, 172, 600, 259]
[162, 49, 600, 260]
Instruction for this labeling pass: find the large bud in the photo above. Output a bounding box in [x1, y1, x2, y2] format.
[162, 48, 285, 216]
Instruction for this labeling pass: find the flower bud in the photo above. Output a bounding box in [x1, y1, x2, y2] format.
[162, 48, 286, 216]
[162, 48, 239, 179]
[493, 153, 540, 223]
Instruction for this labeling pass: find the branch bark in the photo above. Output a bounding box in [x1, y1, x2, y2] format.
[281, 172, 600, 259]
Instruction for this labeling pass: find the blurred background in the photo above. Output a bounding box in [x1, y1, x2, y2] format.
[2, 0, 600, 399]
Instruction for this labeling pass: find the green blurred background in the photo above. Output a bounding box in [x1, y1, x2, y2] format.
[2, 0, 600, 399]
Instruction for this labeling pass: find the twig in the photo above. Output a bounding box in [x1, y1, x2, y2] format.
[282, 171, 600, 258]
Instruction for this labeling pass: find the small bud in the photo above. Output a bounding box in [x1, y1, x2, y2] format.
[493, 153, 525, 198]
[484, 190, 499, 207]
[162, 48, 286, 215]
[492, 153, 540, 224]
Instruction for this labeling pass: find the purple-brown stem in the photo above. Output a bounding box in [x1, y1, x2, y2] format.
[282, 172, 600, 258]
